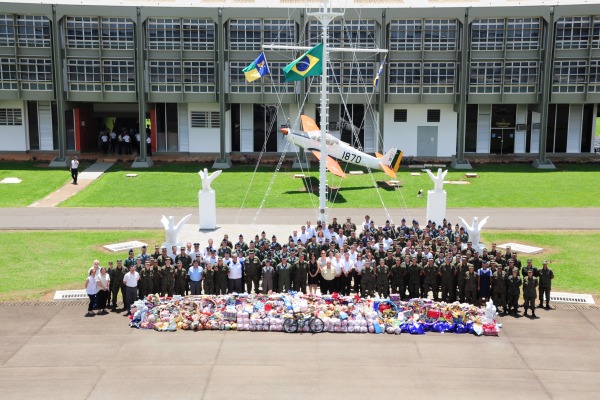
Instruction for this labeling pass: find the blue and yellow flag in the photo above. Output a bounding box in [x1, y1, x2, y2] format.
[243, 52, 270, 83]
[283, 43, 323, 82]
[373, 55, 387, 87]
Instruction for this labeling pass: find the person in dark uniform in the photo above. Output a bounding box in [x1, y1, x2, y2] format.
[492, 263, 508, 314]
[422, 258, 438, 301]
[160, 258, 175, 297]
[261, 259, 275, 294]
[477, 260, 493, 305]
[244, 251, 261, 294]
[173, 261, 187, 296]
[109, 259, 126, 310]
[293, 253, 309, 294]
[439, 256, 455, 302]
[538, 260, 554, 309]
[213, 258, 229, 295]
[203, 263, 214, 295]
[375, 258, 390, 298]
[523, 268, 538, 318]
[307, 254, 320, 295]
[507, 267, 522, 316]
[464, 264, 478, 305]
[139, 261, 154, 299]
[406, 257, 422, 299]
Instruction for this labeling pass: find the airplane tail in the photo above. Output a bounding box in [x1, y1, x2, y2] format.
[375, 148, 403, 178]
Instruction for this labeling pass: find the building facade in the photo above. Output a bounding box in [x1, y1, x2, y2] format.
[0, 0, 598, 167]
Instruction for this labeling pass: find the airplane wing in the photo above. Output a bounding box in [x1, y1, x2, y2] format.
[301, 115, 321, 134]
[379, 163, 397, 179]
[311, 150, 347, 178]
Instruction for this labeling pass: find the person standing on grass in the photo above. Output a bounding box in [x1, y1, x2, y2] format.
[95, 267, 110, 314]
[123, 265, 140, 316]
[85, 268, 98, 316]
[70, 156, 79, 185]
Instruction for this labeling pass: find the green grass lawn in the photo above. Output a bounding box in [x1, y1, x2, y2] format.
[59, 163, 600, 208]
[0, 230, 163, 301]
[0, 230, 596, 301]
[0, 162, 72, 207]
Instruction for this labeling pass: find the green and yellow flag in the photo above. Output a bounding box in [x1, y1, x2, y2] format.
[283, 43, 323, 82]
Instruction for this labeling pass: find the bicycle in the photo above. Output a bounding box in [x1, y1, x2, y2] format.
[283, 312, 324, 333]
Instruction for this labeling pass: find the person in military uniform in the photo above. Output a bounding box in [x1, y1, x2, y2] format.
[106, 261, 114, 306]
[361, 260, 376, 298]
[293, 253, 309, 294]
[464, 264, 478, 305]
[139, 261, 154, 299]
[521, 258, 537, 277]
[455, 256, 470, 303]
[506, 267, 523, 316]
[422, 258, 439, 301]
[407, 257, 422, 299]
[157, 247, 172, 267]
[439, 256, 456, 302]
[375, 258, 390, 298]
[203, 263, 214, 295]
[173, 261, 188, 296]
[276, 256, 292, 293]
[261, 259, 275, 294]
[109, 259, 126, 310]
[124, 249, 136, 270]
[244, 251, 261, 294]
[389, 257, 405, 295]
[523, 268, 538, 318]
[213, 258, 229, 295]
[151, 258, 161, 295]
[538, 260, 554, 309]
[492, 263, 508, 314]
[160, 258, 175, 297]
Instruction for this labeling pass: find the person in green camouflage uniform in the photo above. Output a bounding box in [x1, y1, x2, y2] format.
[523, 268, 538, 318]
[160, 258, 175, 297]
[422, 258, 439, 301]
[244, 252, 261, 294]
[407, 257, 422, 299]
[439, 256, 456, 302]
[492, 264, 508, 314]
[538, 260, 554, 309]
[456, 256, 470, 303]
[203, 263, 214, 295]
[507, 267, 522, 316]
[375, 259, 390, 298]
[213, 258, 229, 295]
[151, 259, 161, 295]
[361, 261, 376, 297]
[464, 264, 478, 305]
[389, 257, 405, 295]
[173, 261, 187, 296]
[110, 259, 126, 309]
[139, 261, 154, 299]
[293, 254, 309, 294]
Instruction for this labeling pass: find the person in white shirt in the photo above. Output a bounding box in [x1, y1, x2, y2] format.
[332, 252, 342, 293]
[122, 265, 140, 315]
[70, 156, 79, 185]
[305, 221, 316, 239]
[227, 255, 243, 293]
[298, 226, 310, 245]
[290, 230, 301, 244]
[85, 268, 98, 316]
[354, 253, 365, 295]
[336, 229, 346, 248]
[340, 253, 354, 295]
[95, 267, 110, 314]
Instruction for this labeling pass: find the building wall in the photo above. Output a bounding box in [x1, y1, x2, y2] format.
[0, 100, 27, 151]
[188, 103, 220, 153]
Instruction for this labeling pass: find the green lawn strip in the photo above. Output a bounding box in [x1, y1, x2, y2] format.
[60, 162, 600, 208]
[481, 231, 600, 295]
[0, 230, 597, 301]
[0, 162, 73, 207]
[0, 230, 163, 301]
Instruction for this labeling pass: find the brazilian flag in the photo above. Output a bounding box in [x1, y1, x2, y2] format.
[283, 43, 323, 82]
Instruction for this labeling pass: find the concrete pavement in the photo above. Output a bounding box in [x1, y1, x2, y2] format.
[0, 302, 599, 399]
[1, 207, 599, 230]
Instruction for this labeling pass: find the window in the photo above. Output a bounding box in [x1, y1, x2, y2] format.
[388, 62, 420, 93]
[507, 18, 541, 50]
[341, 61, 375, 93]
[149, 60, 181, 92]
[593, 17, 600, 49]
[101, 18, 134, 50]
[17, 15, 50, 47]
[229, 19, 261, 51]
[389, 19, 422, 51]
[556, 17, 590, 50]
[182, 19, 215, 50]
[67, 59, 100, 91]
[148, 18, 181, 50]
[394, 109, 407, 122]
[427, 109, 441, 123]
[470, 62, 502, 93]
[309, 20, 342, 46]
[423, 62, 455, 93]
[190, 111, 220, 128]
[263, 19, 295, 46]
[0, 57, 17, 90]
[18, 58, 52, 90]
[65, 17, 99, 49]
[471, 19, 505, 50]
[343, 20, 377, 48]
[263, 61, 294, 93]
[229, 61, 260, 93]
[102, 59, 134, 92]
[424, 19, 457, 51]
[553, 60, 587, 92]
[183, 60, 215, 93]
[309, 61, 341, 94]
[504, 61, 538, 93]
[0, 108, 22, 125]
[590, 60, 600, 92]
[0, 14, 15, 47]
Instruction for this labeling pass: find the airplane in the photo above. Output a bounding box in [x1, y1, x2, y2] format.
[280, 115, 403, 179]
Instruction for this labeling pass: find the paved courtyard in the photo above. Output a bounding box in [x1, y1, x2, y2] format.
[0, 302, 599, 399]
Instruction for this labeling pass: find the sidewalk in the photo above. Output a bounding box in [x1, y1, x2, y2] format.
[28, 162, 113, 208]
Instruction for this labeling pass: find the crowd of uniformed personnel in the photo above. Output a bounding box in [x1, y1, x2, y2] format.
[99, 215, 555, 319]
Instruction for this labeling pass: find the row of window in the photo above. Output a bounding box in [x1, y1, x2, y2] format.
[555, 16, 600, 49]
[0, 15, 50, 47]
[148, 60, 216, 93]
[65, 16, 133, 49]
[469, 61, 539, 93]
[553, 60, 600, 93]
[389, 62, 456, 94]
[0, 57, 52, 90]
[190, 111, 220, 128]
[471, 18, 541, 50]
[0, 108, 22, 126]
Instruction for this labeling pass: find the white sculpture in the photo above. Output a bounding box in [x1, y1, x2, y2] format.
[425, 168, 448, 192]
[199, 168, 222, 191]
[161, 214, 192, 247]
[198, 168, 222, 230]
[458, 216, 489, 252]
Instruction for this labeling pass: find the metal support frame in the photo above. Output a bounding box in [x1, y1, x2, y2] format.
[213, 8, 232, 169]
[49, 5, 68, 167]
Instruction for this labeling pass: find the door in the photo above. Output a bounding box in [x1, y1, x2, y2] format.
[490, 129, 515, 154]
[417, 126, 438, 156]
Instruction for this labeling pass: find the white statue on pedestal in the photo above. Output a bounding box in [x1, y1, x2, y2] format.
[425, 168, 448, 225]
[161, 214, 192, 247]
[425, 168, 448, 191]
[198, 168, 222, 230]
[458, 216, 489, 252]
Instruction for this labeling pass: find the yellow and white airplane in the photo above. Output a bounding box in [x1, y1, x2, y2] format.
[281, 115, 403, 179]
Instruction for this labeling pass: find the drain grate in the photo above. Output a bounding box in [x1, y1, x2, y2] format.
[54, 290, 88, 301]
[550, 292, 595, 305]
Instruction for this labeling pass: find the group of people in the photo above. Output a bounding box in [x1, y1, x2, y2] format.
[98, 125, 151, 156]
[85, 215, 555, 319]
